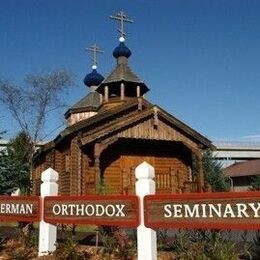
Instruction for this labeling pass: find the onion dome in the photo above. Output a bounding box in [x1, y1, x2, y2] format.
[83, 65, 104, 87]
[113, 40, 131, 59]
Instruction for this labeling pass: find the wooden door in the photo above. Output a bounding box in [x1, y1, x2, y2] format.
[120, 155, 155, 194]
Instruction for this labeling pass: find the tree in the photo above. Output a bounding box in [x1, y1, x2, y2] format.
[0, 69, 74, 181]
[249, 175, 260, 191]
[0, 131, 32, 194]
[0, 69, 73, 143]
[202, 149, 230, 192]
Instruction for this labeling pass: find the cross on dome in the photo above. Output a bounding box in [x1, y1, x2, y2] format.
[84, 44, 104, 87]
[86, 44, 104, 69]
[110, 11, 134, 42]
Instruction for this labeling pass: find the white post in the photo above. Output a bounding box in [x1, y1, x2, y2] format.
[38, 168, 58, 256]
[135, 162, 157, 260]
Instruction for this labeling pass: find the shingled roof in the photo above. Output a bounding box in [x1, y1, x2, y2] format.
[64, 91, 101, 118]
[225, 159, 260, 177]
[56, 98, 213, 148]
[96, 57, 149, 96]
[104, 62, 143, 84]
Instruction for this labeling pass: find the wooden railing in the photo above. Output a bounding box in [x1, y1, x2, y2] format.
[122, 167, 198, 194]
[156, 169, 198, 193]
[156, 169, 177, 193]
[156, 171, 172, 191]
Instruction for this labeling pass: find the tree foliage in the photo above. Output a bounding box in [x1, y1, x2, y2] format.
[0, 131, 32, 194]
[202, 149, 230, 192]
[250, 175, 260, 191]
[0, 69, 73, 184]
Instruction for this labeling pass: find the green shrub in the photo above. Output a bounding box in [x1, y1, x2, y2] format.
[113, 229, 136, 259]
[0, 235, 6, 251]
[251, 231, 260, 260]
[99, 226, 118, 254]
[159, 229, 243, 260]
[11, 247, 37, 260]
[54, 235, 90, 260]
[203, 149, 230, 191]
[99, 226, 136, 259]
[157, 229, 176, 252]
[4, 226, 38, 259]
[250, 176, 260, 191]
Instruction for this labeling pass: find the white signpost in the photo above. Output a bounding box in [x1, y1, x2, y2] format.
[135, 162, 157, 260]
[38, 168, 59, 256]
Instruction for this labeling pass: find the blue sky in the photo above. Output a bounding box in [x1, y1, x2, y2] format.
[1, 0, 260, 142]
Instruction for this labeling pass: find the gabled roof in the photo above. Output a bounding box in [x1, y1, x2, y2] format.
[155, 106, 213, 149]
[55, 98, 213, 149]
[56, 99, 152, 143]
[225, 159, 260, 177]
[34, 98, 213, 160]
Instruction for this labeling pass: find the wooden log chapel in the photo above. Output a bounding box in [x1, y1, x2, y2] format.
[33, 11, 213, 196]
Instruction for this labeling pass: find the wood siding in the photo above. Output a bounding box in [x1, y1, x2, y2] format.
[33, 138, 200, 196]
[58, 150, 70, 195]
[117, 117, 198, 150]
[97, 139, 192, 195]
[33, 102, 207, 195]
[82, 152, 95, 195]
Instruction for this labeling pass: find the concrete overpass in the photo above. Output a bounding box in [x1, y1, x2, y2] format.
[213, 141, 260, 168]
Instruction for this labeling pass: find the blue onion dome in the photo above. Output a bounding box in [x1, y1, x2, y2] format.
[84, 66, 104, 87]
[113, 42, 132, 59]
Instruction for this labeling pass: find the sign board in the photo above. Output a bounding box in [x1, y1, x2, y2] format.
[0, 196, 40, 222]
[44, 195, 139, 227]
[144, 192, 260, 230]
